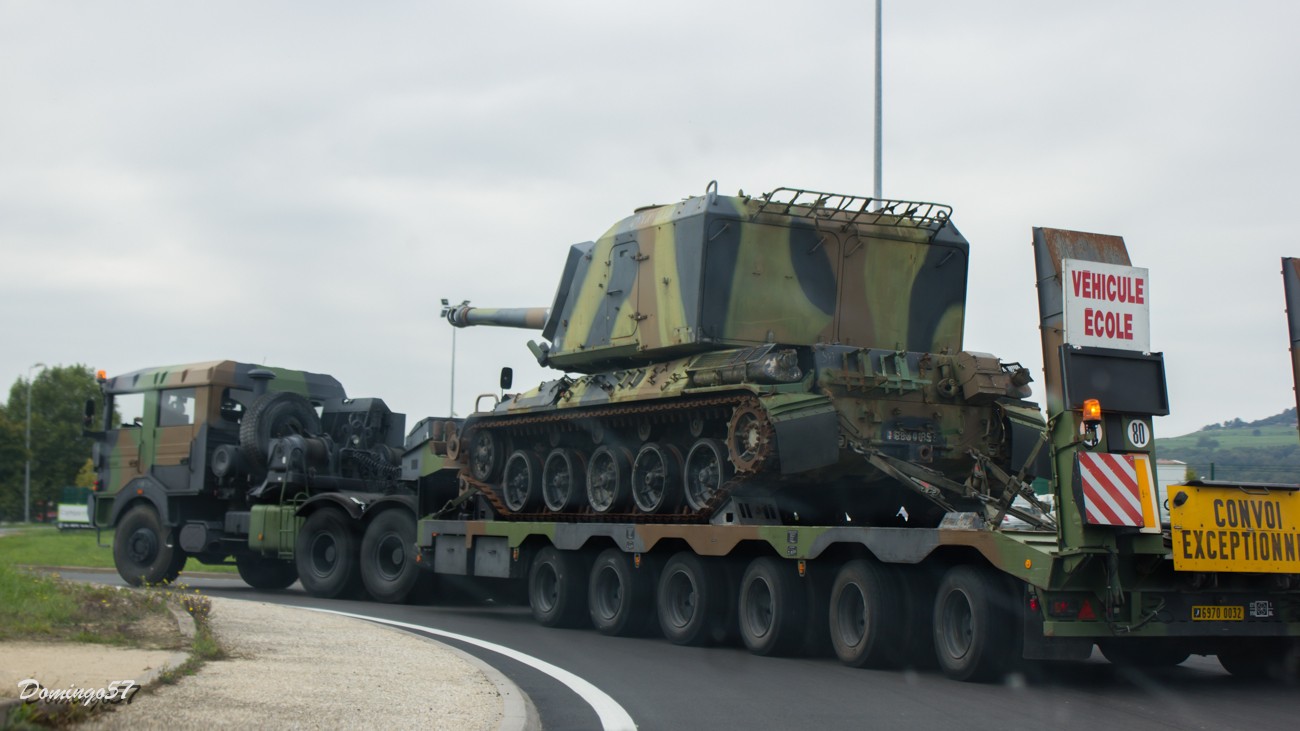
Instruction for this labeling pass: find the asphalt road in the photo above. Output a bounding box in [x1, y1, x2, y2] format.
[58, 570, 1298, 731]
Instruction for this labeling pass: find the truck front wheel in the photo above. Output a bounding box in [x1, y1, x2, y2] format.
[295, 509, 362, 599]
[113, 504, 186, 586]
[360, 510, 420, 604]
[235, 554, 299, 590]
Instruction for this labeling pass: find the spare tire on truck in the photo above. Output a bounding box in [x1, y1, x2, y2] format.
[239, 391, 321, 476]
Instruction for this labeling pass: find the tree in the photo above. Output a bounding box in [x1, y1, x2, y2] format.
[0, 365, 100, 522]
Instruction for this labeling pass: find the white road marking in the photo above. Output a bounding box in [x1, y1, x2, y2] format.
[299, 606, 637, 731]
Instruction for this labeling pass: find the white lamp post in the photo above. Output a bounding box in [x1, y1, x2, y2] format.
[24, 362, 46, 523]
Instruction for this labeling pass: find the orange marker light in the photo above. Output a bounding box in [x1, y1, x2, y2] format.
[96, 370, 107, 381]
[1082, 398, 1102, 425]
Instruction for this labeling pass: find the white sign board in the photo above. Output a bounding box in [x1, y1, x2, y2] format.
[1062, 259, 1150, 352]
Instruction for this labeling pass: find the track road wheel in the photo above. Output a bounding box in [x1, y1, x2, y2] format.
[235, 554, 298, 590]
[468, 430, 504, 482]
[588, 548, 658, 636]
[684, 438, 732, 511]
[295, 508, 363, 599]
[502, 450, 543, 513]
[829, 559, 905, 668]
[739, 557, 807, 657]
[543, 448, 586, 512]
[632, 442, 683, 514]
[587, 446, 632, 513]
[113, 504, 185, 586]
[932, 564, 1016, 682]
[529, 546, 591, 628]
[360, 510, 420, 604]
[657, 552, 734, 646]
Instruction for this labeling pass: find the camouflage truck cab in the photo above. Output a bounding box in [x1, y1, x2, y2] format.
[445, 185, 1051, 531]
[87, 360, 458, 599]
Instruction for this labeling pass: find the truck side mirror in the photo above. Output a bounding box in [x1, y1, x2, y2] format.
[500, 367, 514, 391]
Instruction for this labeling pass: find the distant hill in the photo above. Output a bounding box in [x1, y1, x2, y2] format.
[1156, 408, 1299, 482]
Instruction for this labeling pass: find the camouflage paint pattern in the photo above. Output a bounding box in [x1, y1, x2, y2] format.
[92, 360, 347, 512]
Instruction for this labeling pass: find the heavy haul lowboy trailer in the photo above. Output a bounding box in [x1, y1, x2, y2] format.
[414, 213, 1300, 681]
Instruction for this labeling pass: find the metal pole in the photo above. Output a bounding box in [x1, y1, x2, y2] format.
[873, 0, 883, 202]
[24, 362, 45, 524]
[450, 327, 457, 418]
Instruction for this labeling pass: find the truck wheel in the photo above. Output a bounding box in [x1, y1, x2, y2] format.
[1099, 639, 1190, 668]
[235, 554, 298, 590]
[239, 392, 321, 475]
[113, 504, 186, 586]
[932, 564, 1014, 682]
[528, 546, 590, 628]
[588, 548, 657, 636]
[296, 509, 362, 599]
[657, 552, 733, 646]
[502, 450, 543, 513]
[739, 557, 807, 656]
[360, 510, 420, 604]
[829, 559, 905, 668]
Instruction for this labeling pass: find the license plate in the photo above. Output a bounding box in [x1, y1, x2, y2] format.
[1169, 484, 1300, 573]
[1191, 605, 1243, 621]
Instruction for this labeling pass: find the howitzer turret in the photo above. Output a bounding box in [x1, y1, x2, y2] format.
[447, 183, 1052, 530]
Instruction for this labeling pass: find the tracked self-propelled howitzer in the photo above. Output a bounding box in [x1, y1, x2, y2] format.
[446, 183, 1053, 529]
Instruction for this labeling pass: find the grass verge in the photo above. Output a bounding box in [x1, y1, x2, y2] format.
[0, 525, 237, 575]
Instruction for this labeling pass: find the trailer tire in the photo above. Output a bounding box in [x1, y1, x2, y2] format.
[1099, 639, 1190, 668]
[829, 559, 905, 668]
[239, 392, 320, 475]
[296, 508, 363, 599]
[1218, 640, 1300, 680]
[657, 553, 733, 646]
[932, 564, 1014, 682]
[529, 546, 590, 628]
[739, 557, 806, 657]
[588, 548, 657, 636]
[113, 504, 186, 586]
[360, 510, 420, 604]
[235, 554, 298, 590]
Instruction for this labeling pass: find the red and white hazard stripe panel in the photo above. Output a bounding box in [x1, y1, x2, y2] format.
[1078, 453, 1144, 526]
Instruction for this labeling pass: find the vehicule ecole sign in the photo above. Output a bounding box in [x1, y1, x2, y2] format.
[1062, 259, 1150, 351]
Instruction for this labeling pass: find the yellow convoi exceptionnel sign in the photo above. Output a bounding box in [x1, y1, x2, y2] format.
[1170, 484, 1300, 574]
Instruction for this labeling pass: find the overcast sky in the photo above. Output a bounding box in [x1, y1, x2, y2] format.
[3, 1, 1298, 440]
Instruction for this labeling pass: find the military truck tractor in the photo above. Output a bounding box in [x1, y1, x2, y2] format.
[84, 361, 460, 603]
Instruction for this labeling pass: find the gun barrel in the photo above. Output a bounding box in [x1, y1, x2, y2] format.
[446, 305, 549, 330]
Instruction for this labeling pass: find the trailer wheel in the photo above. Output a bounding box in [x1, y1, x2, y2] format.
[739, 557, 807, 656]
[932, 564, 1014, 682]
[1099, 639, 1190, 668]
[587, 446, 632, 513]
[588, 548, 657, 636]
[829, 559, 905, 668]
[1218, 640, 1300, 680]
[502, 450, 543, 513]
[658, 552, 734, 646]
[113, 504, 186, 586]
[360, 510, 420, 604]
[296, 508, 363, 599]
[239, 392, 320, 475]
[529, 546, 590, 628]
[235, 554, 298, 590]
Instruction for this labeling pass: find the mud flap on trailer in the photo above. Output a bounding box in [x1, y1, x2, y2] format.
[1022, 596, 1093, 661]
[763, 395, 840, 474]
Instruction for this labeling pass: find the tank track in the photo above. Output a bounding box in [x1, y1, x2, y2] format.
[456, 393, 769, 523]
